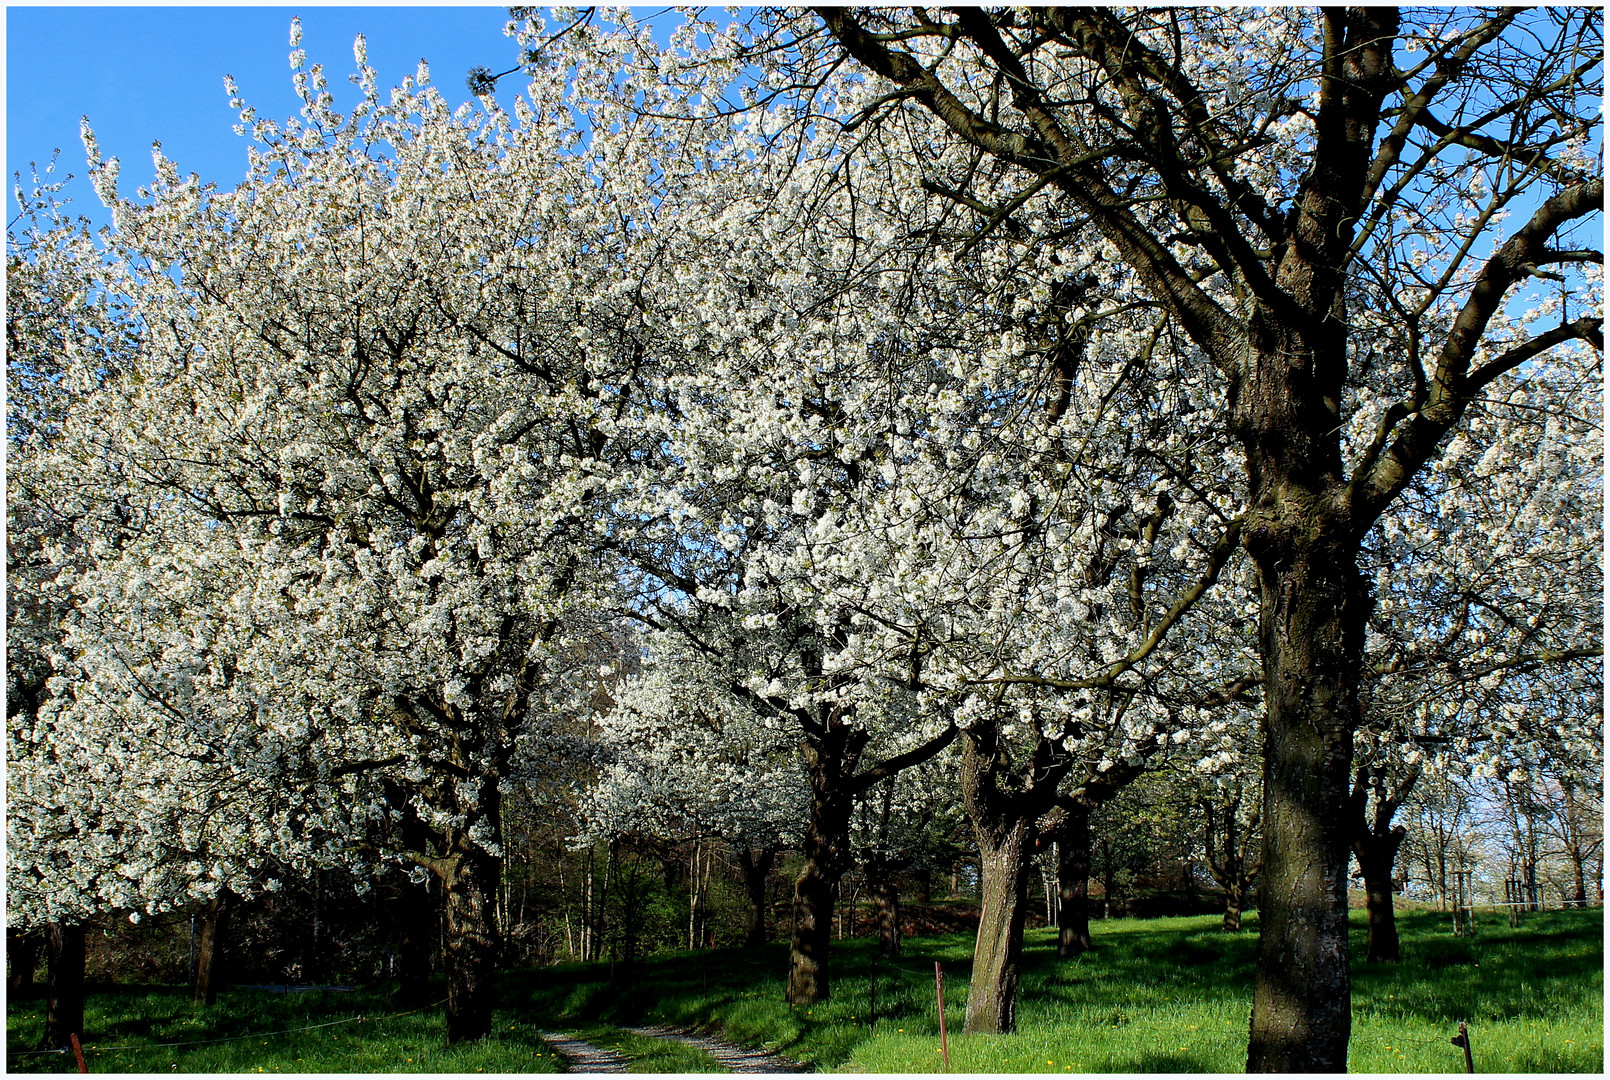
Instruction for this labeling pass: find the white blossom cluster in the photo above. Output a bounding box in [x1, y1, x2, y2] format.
[9, 10, 1600, 932]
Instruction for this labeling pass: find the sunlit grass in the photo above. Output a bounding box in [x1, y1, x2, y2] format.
[507, 907, 1603, 1073]
[7, 907, 1601, 1072]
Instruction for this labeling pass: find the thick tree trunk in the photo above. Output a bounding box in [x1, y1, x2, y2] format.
[1244, 537, 1368, 1072]
[40, 922, 85, 1051]
[394, 875, 438, 1007]
[7, 928, 42, 994]
[965, 819, 1031, 1034]
[1056, 806, 1092, 957]
[788, 853, 835, 1003]
[442, 841, 502, 1044]
[1354, 826, 1406, 963]
[738, 847, 776, 948]
[913, 867, 932, 904]
[789, 789, 852, 1003]
[194, 894, 230, 1005]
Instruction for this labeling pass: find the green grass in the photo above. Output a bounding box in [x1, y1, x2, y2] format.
[5, 985, 564, 1074]
[504, 907, 1603, 1073]
[8, 907, 1602, 1072]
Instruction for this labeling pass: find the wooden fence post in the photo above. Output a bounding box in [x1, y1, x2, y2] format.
[1450, 1021, 1474, 1073]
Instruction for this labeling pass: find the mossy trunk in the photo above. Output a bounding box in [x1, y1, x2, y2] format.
[1056, 806, 1093, 958]
[788, 850, 835, 1003]
[40, 922, 85, 1051]
[193, 894, 230, 1005]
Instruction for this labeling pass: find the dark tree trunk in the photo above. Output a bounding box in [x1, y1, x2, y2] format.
[788, 850, 835, 1003]
[913, 866, 932, 904]
[442, 841, 502, 1044]
[1056, 806, 1092, 957]
[738, 847, 777, 948]
[194, 894, 231, 1005]
[394, 875, 438, 1007]
[871, 873, 901, 958]
[789, 788, 853, 1004]
[965, 818, 1031, 1034]
[40, 922, 85, 1051]
[1354, 825, 1406, 962]
[1244, 537, 1368, 1072]
[7, 928, 42, 994]
[1223, 884, 1246, 931]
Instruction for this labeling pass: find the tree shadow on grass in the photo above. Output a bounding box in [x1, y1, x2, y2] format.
[1117, 1051, 1213, 1072]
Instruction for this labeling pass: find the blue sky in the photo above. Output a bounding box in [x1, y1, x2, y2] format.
[7, 6, 534, 229]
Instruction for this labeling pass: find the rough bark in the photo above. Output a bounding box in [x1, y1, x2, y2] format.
[737, 847, 777, 947]
[1244, 535, 1368, 1072]
[1055, 805, 1093, 957]
[7, 928, 42, 994]
[965, 818, 1032, 1034]
[788, 851, 836, 1002]
[193, 894, 231, 1005]
[442, 839, 502, 1044]
[40, 922, 85, 1051]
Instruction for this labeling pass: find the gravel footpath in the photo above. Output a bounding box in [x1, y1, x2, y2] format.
[540, 1031, 632, 1073]
[624, 1025, 809, 1073]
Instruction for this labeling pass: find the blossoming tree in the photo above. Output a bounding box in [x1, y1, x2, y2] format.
[21, 21, 747, 1042]
[545, 7, 1602, 1066]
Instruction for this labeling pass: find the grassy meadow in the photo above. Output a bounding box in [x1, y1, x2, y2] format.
[7, 906, 1602, 1072]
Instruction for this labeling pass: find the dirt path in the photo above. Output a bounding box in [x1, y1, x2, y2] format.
[624, 1025, 808, 1073]
[541, 1031, 632, 1073]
